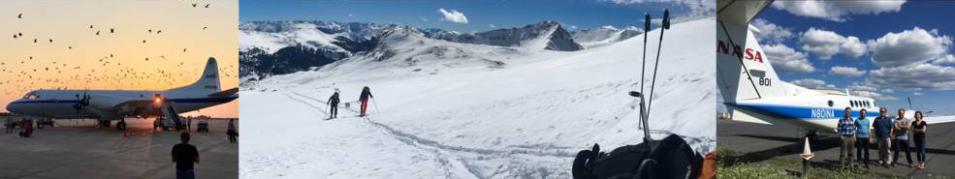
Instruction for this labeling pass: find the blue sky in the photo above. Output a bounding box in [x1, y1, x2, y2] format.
[754, 1, 955, 115]
[240, 0, 711, 32]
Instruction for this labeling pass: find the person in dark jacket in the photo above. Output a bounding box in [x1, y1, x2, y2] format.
[327, 89, 340, 119]
[172, 132, 199, 179]
[359, 86, 373, 117]
[227, 119, 237, 144]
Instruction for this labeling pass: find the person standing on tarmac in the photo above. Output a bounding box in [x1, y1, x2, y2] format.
[227, 119, 238, 144]
[327, 89, 340, 119]
[912, 111, 928, 169]
[359, 86, 373, 117]
[892, 108, 913, 167]
[873, 107, 894, 168]
[855, 108, 871, 168]
[172, 132, 199, 179]
[837, 107, 856, 168]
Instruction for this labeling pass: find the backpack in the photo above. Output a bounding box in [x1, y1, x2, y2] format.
[572, 134, 702, 179]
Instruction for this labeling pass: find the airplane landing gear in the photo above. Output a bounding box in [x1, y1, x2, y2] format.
[98, 120, 111, 128]
[116, 120, 126, 131]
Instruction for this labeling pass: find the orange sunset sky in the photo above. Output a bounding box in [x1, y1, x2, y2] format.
[0, 1, 238, 117]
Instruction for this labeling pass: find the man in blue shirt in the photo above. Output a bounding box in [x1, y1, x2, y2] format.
[855, 108, 871, 168]
[873, 107, 895, 167]
[837, 107, 856, 168]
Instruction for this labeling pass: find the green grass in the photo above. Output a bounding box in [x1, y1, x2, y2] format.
[717, 145, 872, 179]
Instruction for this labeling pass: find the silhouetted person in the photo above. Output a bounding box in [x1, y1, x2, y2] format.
[855, 109, 871, 168]
[327, 89, 340, 119]
[19, 118, 32, 137]
[172, 132, 199, 179]
[227, 119, 237, 144]
[359, 86, 373, 117]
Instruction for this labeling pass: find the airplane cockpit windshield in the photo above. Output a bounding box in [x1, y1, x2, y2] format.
[22, 92, 39, 100]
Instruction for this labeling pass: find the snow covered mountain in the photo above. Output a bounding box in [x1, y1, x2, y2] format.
[239, 20, 584, 80]
[240, 17, 715, 178]
[571, 25, 643, 48]
[430, 20, 583, 51]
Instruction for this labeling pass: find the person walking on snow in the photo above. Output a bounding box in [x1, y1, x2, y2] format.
[327, 89, 340, 119]
[359, 86, 373, 117]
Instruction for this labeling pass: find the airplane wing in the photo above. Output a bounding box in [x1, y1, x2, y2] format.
[717, 0, 774, 25]
[923, 115, 955, 124]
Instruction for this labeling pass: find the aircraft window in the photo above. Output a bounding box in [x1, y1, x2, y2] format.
[851, 101, 856, 107]
[22, 92, 38, 100]
[865, 101, 869, 108]
[827, 100, 834, 107]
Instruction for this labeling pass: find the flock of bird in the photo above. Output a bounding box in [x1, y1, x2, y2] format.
[0, 1, 236, 97]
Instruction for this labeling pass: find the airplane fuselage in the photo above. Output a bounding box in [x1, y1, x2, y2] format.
[729, 92, 884, 133]
[6, 89, 236, 120]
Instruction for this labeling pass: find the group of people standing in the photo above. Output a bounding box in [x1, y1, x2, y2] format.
[5, 117, 34, 137]
[326, 86, 374, 119]
[837, 107, 928, 169]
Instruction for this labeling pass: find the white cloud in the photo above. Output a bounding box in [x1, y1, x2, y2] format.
[771, 1, 906, 22]
[792, 78, 827, 88]
[866, 63, 955, 90]
[913, 92, 922, 96]
[848, 83, 878, 92]
[799, 28, 866, 59]
[488, 24, 495, 28]
[853, 90, 897, 100]
[868, 27, 952, 67]
[438, 8, 468, 24]
[829, 66, 866, 77]
[603, 0, 714, 24]
[762, 43, 815, 73]
[930, 54, 955, 65]
[752, 18, 793, 43]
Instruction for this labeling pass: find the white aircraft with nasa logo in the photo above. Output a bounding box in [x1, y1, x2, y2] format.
[5, 57, 238, 131]
[716, 0, 955, 138]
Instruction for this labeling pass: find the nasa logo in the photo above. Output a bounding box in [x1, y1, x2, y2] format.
[717, 40, 763, 63]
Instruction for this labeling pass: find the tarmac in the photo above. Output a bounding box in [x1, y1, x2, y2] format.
[0, 118, 237, 179]
[719, 119, 955, 177]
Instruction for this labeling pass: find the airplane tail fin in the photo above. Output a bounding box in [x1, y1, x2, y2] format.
[169, 57, 221, 95]
[716, 0, 787, 105]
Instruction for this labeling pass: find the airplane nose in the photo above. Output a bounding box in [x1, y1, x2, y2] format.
[6, 102, 22, 114]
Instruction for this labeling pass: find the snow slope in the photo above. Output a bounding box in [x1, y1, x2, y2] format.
[240, 17, 716, 178]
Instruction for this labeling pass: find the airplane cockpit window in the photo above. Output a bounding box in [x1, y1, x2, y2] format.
[22, 92, 39, 100]
[851, 101, 856, 107]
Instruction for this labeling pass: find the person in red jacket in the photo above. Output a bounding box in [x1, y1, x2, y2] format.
[359, 86, 373, 117]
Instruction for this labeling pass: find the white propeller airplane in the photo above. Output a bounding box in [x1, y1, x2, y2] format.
[5, 57, 238, 131]
[716, 0, 955, 139]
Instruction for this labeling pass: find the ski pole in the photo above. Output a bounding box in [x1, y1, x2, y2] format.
[646, 9, 670, 121]
[637, 12, 651, 140]
[641, 12, 650, 96]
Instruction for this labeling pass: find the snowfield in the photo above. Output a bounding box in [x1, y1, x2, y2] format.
[240, 17, 715, 178]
